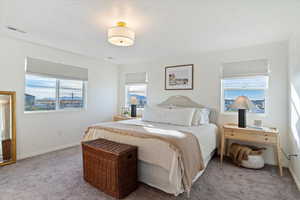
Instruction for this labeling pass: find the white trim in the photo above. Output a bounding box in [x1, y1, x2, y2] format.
[220, 111, 267, 117]
[24, 108, 86, 114]
[55, 79, 60, 110]
[289, 166, 300, 191]
[18, 142, 79, 160]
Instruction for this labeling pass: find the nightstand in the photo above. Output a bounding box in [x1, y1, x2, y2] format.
[220, 123, 283, 176]
[113, 115, 139, 122]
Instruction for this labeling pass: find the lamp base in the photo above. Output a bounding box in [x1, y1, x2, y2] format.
[131, 105, 137, 117]
[238, 109, 246, 128]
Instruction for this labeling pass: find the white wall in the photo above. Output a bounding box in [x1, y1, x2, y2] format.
[288, 34, 300, 189]
[119, 41, 289, 166]
[0, 35, 118, 159]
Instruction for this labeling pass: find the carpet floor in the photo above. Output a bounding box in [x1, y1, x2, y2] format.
[0, 146, 299, 200]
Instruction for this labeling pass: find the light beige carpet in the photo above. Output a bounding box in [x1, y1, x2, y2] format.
[0, 146, 299, 200]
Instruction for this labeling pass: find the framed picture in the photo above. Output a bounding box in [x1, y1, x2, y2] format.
[165, 64, 194, 90]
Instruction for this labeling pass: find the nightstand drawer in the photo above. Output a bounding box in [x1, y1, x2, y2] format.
[224, 130, 277, 144]
[113, 115, 141, 122]
[113, 116, 130, 121]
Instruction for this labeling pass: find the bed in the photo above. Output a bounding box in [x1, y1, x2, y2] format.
[82, 96, 218, 196]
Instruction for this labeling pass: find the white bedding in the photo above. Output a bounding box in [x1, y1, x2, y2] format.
[119, 119, 218, 167]
[83, 119, 218, 195]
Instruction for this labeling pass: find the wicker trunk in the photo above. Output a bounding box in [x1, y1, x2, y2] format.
[82, 139, 138, 199]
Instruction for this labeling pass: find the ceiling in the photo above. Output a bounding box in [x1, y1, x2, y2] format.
[1, 0, 300, 64]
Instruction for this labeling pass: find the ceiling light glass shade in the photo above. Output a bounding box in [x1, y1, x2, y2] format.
[108, 22, 135, 46]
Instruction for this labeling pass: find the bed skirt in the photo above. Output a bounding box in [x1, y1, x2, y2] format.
[138, 149, 216, 196]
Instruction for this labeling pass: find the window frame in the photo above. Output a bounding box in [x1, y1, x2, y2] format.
[124, 83, 148, 110]
[24, 73, 87, 113]
[220, 76, 269, 115]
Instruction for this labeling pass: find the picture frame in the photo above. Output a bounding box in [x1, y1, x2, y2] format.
[165, 64, 194, 90]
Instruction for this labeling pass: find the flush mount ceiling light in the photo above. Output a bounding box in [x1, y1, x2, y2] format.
[108, 21, 135, 47]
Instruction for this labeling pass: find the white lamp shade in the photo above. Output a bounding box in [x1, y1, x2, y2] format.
[130, 96, 138, 105]
[230, 96, 255, 110]
[108, 24, 135, 46]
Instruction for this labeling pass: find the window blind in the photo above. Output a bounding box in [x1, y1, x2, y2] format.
[222, 59, 269, 78]
[26, 57, 88, 81]
[125, 72, 147, 84]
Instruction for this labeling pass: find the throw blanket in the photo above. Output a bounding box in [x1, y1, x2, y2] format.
[229, 143, 264, 166]
[83, 121, 204, 193]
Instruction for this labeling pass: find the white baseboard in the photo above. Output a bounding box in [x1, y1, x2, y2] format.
[18, 142, 80, 160]
[289, 166, 300, 191]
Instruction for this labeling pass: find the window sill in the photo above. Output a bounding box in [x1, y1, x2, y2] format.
[24, 108, 86, 114]
[220, 112, 267, 117]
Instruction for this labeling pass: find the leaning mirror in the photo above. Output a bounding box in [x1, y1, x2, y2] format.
[0, 91, 16, 166]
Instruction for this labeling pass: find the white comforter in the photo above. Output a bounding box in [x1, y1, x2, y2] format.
[83, 119, 218, 195]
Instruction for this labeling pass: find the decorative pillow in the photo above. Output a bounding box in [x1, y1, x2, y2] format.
[172, 107, 210, 126]
[191, 108, 202, 126]
[142, 106, 195, 126]
[198, 108, 210, 125]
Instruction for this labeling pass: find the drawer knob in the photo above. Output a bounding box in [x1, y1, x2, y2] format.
[231, 134, 234, 136]
[265, 138, 268, 141]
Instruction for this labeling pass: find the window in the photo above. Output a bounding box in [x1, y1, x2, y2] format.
[24, 57, 88, 112]
[221, 76, 268, 114]
[125, 84, 147, 108]
[25, 74, 85, 112]
[25, 74, 57, 111]
[59, 79, 84, 109]
[124, 72, 148, 109]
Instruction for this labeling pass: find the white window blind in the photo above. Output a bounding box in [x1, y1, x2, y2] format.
[125, 72, 147, 84]
[222, 59, 269, 78]
[26, 57, 88, 81]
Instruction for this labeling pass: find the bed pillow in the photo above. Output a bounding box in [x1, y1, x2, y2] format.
[190, 108, 211, 125]
[191, 108, 202, 126]
[164, 107, 196, 126]
[142, 106, 195, 126]
[167, 107, 210, 126]
[142, 106, 165, 123]
[198, 108, 210, 125]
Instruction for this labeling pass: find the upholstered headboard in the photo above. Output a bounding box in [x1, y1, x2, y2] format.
[157, 95, 218, 124]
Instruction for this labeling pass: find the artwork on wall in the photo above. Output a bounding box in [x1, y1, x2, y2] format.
[165, 64, 194, 90]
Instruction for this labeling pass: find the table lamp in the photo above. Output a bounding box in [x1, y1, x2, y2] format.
[130, 96, 138, 117]
[230, 96, 254, 128]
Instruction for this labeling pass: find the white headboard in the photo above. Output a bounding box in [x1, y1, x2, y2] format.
[157, 95, 218, 124]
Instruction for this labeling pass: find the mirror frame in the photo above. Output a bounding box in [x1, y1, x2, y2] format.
[0, 91, 16, 166]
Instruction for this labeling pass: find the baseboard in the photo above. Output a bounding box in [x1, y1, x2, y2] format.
[289, 166, 300, 191]
[18, 142, 80, 160]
